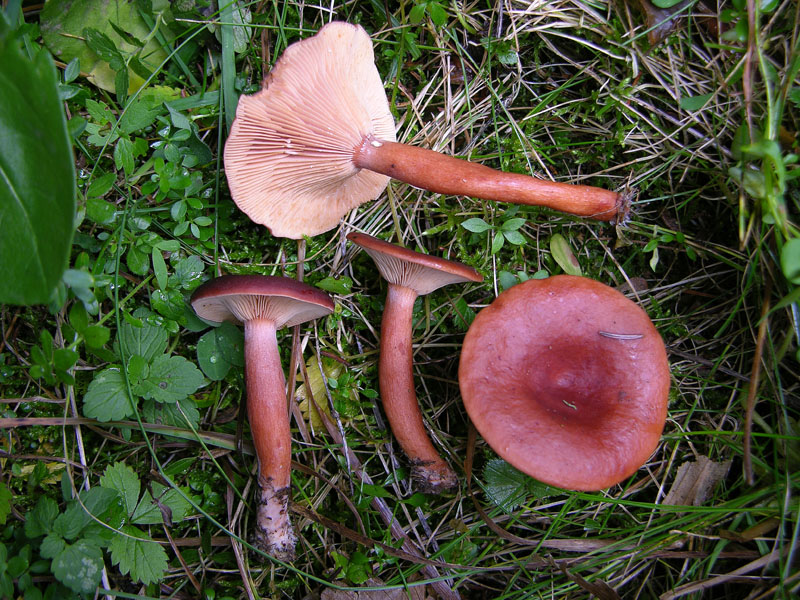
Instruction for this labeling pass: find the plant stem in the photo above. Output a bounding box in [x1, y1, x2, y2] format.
[354, 135, 628, 222]
[244, 318, 296, 561]
[380, 284, 457, 492]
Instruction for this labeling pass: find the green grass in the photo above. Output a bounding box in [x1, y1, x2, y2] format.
[1, 0, 798, 598]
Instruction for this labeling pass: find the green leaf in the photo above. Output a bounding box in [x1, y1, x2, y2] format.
[500, 218, 526, 232]
[118, 99, 160, 134]
[679, 92, 714, 112]
[130, 490, 162, 525]
[461, 217, 492, 233]
[151, 247, 168, 290]
[114, 137, 134, 175]
[138, 354, 205, 403]
[83, 324, 111, 349]
[0, 18, 77, 305]
[117, 320, 168, 363]
[549, 233, 582, 276]
[651, 0, 686, 7]
[503, 230, 527, 245]
[141, 396, 200, 429]
[83, 367, 134, 421]
[39, 534, 66, 559]
[99, 463, 141, 516]
[483, 458, 529, 512]
[780, 238, 800, 284]
[170, 255, 205, 290]
[64, 57, 81, 83]
[490, 231, 505, 254]
[51, 539, 104, 595]
[108, 525, 168, 585]
[316, 276, 353, 295]
[0, 482, 11, 525]
[24, 496, 60, 538]
[498, 270, 518, 291]
[196, 329, 232, 381]
[215, 322, 245, 367]
[152, 483, 193, 522]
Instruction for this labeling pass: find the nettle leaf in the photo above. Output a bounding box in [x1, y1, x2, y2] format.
[138, 354, 205, 403]
[131, 483, 192, 525]
[99, 463, 141, 516]
[117, 320, 168, 362]
[483, 458, 529, 512]
[24, 496, 60, 538]
[51, 538, 104, 595]
[109, 524, 168, 585]
[0, 15, 77, 305]
[83, 367, 134, 421]
[152, 483, 193, 522]
[141, 396, 200, 429]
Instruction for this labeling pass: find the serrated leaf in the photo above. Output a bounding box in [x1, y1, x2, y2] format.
[118, 99, 160, 134]
[130, 490, 162, 525]
[39, 533, 66, 559]
[109, 525, 168, 585]
[117, 320, 168, 362]
[461, 217, 491, 233]
[83, 367, 134, 421]
[483, 458, 528, 512]
[51, 539, 104, 595]
[138, 354, 204, 403]
[152, 483, 192, 522]
[0, 482, 11, 525]
[99, 463, 140, 516]
[114, 137, 134, 175]
[150, 287, 185, 321]
[169, 255, 205, 290]
[24, 496, 59, 537]
[0, 21, 77, 305]
[141, 397, 200, 429]
[549, 233, 582, 276]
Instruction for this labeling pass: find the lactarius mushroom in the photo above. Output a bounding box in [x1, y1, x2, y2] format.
[224, 21, 630, 239]
[190, 275, 334, 560]
[348, 232, 483, 492]
[458, 275, 669, 491]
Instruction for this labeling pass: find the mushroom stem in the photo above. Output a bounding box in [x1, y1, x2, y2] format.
[244, 318, 296, 561]
[379, 283, 457, 492]
[354, 136, 628, 222]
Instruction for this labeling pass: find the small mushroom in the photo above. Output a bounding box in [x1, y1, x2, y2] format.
[190, 275, 334, 560]
[458, 275, 669, 491]
[224, 22, 630, 239]
[348, 232, 483, 492]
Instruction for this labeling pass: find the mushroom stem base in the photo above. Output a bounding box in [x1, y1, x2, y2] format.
[253, 479, 296, 562]
[411, 459, 458, 494]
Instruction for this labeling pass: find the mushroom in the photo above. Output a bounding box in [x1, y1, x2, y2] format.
[224, 21, 630, 240]
[190, 275, 334, 560]
[348, 232, 483, 492]
[458, 275, 669, 491]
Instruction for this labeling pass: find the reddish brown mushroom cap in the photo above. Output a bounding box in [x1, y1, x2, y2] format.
[458, 275, 670, 491]
[191, 275, 334, 328]
[223, 22, 396, 239]
[347, 232, 483, 295]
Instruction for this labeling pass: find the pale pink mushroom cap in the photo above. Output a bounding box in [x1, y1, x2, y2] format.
[459, 275, 670, 491]
[347, 232, 483, 294]
[224, 22, 396, 239]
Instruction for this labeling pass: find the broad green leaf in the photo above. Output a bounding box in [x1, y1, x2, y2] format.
[461, 217, 492, 233]
[498, 270, 518, 291]
[316, 276, 353, 295]
[491, 231, 505, 254]
[0, 482, 11, 524]
[83, 324, 111, 349]
[500, 218, 526, 232]
[0, 16, 77, 305]
[99, 463, 141, 516]
[83, 367, 134, 421]
[679, 92, 714, 112]
[118, 99, 160, 134]
[40, 0, 172, 94]
[39, 534, 66, 559]
[117, 320, 168, 363]
[196, 329, 233, 381]
[51, 539, 104, 595]
[483, 458, 529, 512]
[170, 255, 205, 290]
[86, 172, 116, 197]
[138, 354, 205, 403]
[781, 238, 800, 284]
[549, 233, 582, 276]
[24, 496, 59, 538]
[141, 396, 200, 430]
[108, 525, 168, 585]
[130, 490, 162, 525]
[152, 483, 193, 522]
[215, 322, 245, 367]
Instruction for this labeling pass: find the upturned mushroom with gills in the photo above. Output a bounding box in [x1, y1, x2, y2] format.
[348, 232, 483, 492]
[458, 275, 670, 491]
[190, 275, 334, 560]
[224, 21, 631, 240]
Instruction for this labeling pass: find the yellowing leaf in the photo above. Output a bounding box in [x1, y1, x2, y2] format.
[296, 356, 343, 432]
